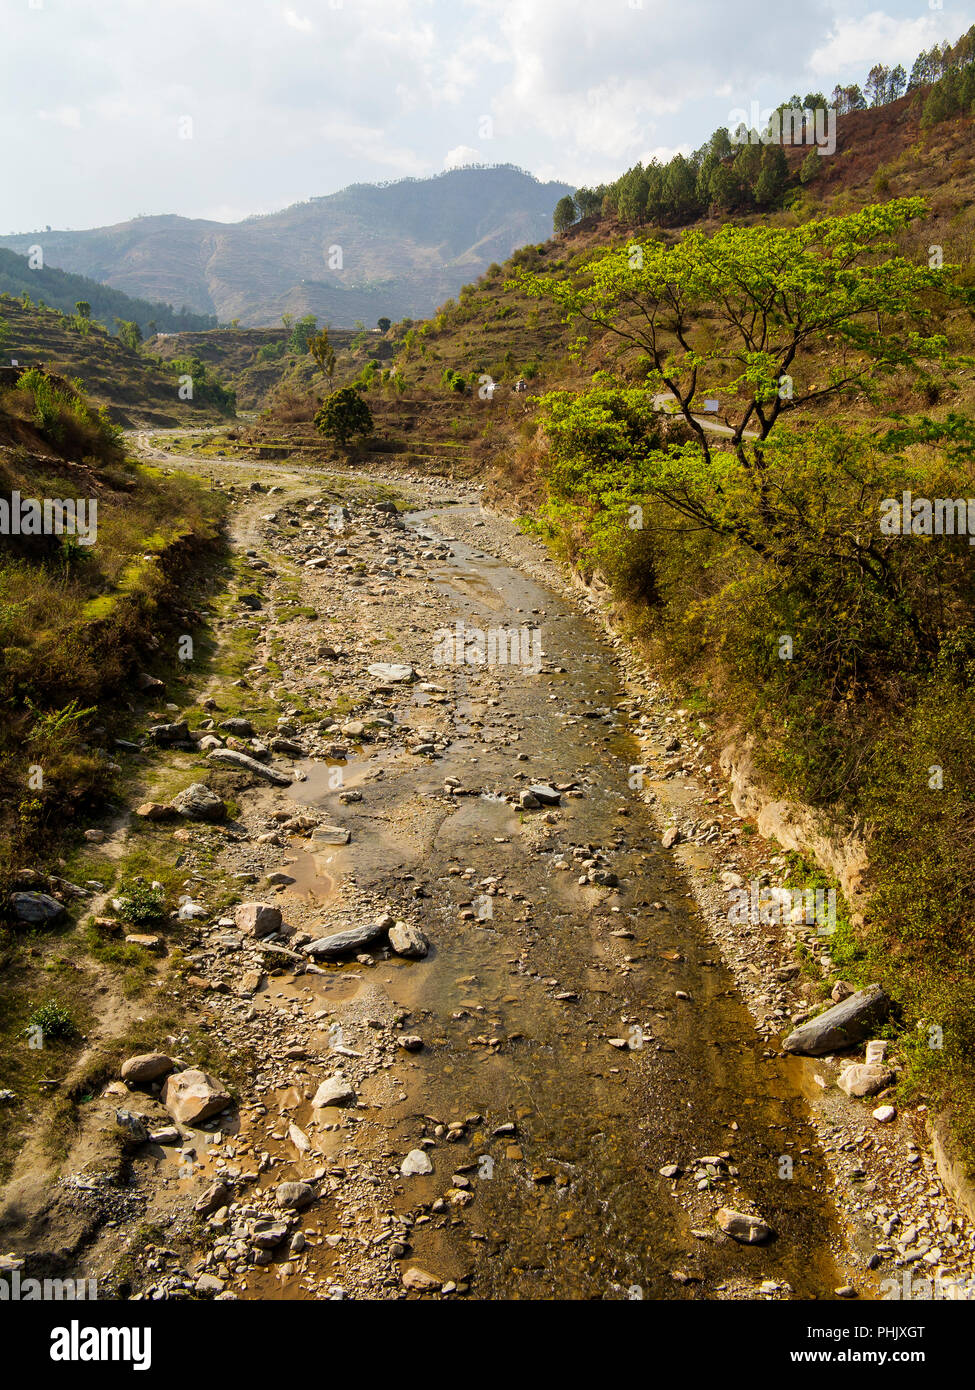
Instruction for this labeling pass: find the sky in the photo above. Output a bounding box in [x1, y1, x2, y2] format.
[1, 0, 970, 233]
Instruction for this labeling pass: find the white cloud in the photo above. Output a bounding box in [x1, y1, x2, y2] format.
[2, 0, 965, 230]
[283, 7, 314, 33]
[809, 9, 963, 76]
[444, 144, 483, 169]
[318, 120, 427, 174]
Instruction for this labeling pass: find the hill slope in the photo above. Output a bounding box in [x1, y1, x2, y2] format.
[0, 299, 235, 426]
[0, 248, 216, 337]
[0, 167, 572, 329]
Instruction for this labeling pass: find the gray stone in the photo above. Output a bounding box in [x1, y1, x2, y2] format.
[121, 1052, 174, 1084]
[309, 825, 350, 847]
[401, 1148, 433, 1176]
[367, 662, 415, 682]
[527, 784, 561, 805]
[9, 891, 65, 925]
[146, 722, 189, 745]
[304, 918, 387, 958]
[275, 1181, 315, 1210]
[171, 783, 226, 822]
[312, 1076, 356, 1108]
[220, 717, 255, 736]
[195, 1181, 230, 1216]
[837, 1063, 895, 1098]
[388, 920, 429, 959]
[161, 1068, 231, 1125]
[234, 902, 282, 938]
[206, 749, 292, 785]
[148, 1126, 181, 1145]
[251, 1220, 289, 1249]
[715, 1207, 774, 1243]
[195, 1274, 225, 1295]
[783, 984, 890, 1056]
[114, 1110, 149, 1147]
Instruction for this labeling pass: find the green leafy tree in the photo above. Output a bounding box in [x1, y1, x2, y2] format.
[754, 145, 788, 207]
[309, 326, 336, 383]
[113, 317, 143, 351]
[553, 195, 577, 233]
[314, 385, 373, 447]
[377, 317, 391, 333]
[288, 313, 317, 354]
[515, 199, 966, 594]
[799, 148, 821, 184]
[574, 187, 603, 218]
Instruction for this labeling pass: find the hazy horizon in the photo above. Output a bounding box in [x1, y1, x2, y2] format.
[1, 162, 570, 238]
[4, 0, 967, 235]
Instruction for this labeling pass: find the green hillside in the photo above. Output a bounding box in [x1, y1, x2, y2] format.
[0, 248, 216, 337]
[0, 298, 235, 426]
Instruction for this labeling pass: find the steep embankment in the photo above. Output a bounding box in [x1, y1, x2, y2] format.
[0, 375, 227, 1204]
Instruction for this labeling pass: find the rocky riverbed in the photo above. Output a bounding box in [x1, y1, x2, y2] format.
[5, 438, 973, 1303]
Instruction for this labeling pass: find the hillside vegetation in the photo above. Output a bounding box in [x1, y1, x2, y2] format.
[0, 371, 224, 863]
[0, 297, 236, 426]
[0, 248, 216, 338]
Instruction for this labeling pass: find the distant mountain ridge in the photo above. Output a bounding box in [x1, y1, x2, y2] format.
[0, 166, 572, 328]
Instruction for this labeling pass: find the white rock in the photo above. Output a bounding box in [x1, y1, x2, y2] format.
[401, 1148, 433, 1176]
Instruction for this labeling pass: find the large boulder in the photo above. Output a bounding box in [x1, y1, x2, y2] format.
[121, 1052, 174, 1085]
[161, 1068, 231, 1125]
[171, 783, 226, 822]
[234, 902, 282, 938]
[220, 718, 255, 737]
[367, 663, 415, 683]
[8, 891, 65, 925]
[146, 722, 189, 746]
[275, 1181, 315, 1210]
[528, 784, 561, 806]
[312, 1075, 356, 1108]
[195, 1181, 230, 1216]
[715, 1208, 774, 1244]
[388, 920, 428, 959]
[400, 1148, 434, 1176]
[783, 984, 890, 1056]
[305, 917, 388, 959]
[837, 1063, 896, 1098]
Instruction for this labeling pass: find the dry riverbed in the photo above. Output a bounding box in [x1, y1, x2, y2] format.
[4, 439, 972, 1303]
